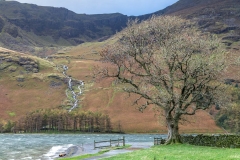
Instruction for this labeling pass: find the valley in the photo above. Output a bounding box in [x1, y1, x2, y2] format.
[1, 0, 240, 134]
[0, 40, 223, 133]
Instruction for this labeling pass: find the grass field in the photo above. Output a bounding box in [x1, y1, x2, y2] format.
[61, 150, 109, 160]
[103, 144, 240, 160]
[60, 144, 240, 160]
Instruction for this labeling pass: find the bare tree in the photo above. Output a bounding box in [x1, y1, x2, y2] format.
[95, 16, 226, 144]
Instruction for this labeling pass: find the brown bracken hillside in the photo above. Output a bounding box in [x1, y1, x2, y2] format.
[1, 0, 240, 133]
[46, 38, 224, 133]
[0, 47, 66, 121]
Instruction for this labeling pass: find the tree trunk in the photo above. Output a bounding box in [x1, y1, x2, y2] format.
[165, 115, 182, 144]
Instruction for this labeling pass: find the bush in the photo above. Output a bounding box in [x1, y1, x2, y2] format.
[182, 134, 240, 148]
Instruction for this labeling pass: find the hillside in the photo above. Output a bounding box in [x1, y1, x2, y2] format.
[0, 1, 128, 55]
[140, 0, 240, 50]
[1, 0, 240, 133]
[0, 40, 224, 133]
[167, 0, 240, 50]
[43, 39, 223, 133]
[0, 47, 66, 121]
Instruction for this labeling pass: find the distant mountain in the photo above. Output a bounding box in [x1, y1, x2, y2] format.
[140, 0, 240, 50]
[0, 0, 239, 54]
[0, 1, 128, 54]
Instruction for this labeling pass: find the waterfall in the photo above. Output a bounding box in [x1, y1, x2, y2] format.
[62, 65, 84, 112]
[44, 56, 84, 112]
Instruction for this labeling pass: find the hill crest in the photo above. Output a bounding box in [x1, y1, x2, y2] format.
[0, 0, 240, 54]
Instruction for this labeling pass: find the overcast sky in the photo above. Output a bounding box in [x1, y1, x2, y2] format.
[12, 0, 179, 16]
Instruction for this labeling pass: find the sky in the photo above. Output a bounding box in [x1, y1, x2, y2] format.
[11, 0, 179, 16]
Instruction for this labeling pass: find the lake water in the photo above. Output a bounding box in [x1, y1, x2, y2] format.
[0, 134, 167, 160]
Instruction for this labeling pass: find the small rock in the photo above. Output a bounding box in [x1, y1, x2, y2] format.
[59, 153, 66, 157]
[32, 68, 39, 73]
[50, 81, 62, 87]
[17, 77, 24, 82]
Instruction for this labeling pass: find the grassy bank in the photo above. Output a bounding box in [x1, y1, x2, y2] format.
[60, 149, 109, 160]
[103, 144, 240, 160]
[60, 144, 240, 160]
[61, 145, 131, 160]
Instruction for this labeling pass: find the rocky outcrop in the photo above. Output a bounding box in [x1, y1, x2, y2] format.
[222, 36, 240, 42]
[0, 51, 39, 73]
[18, 57, 39, 73]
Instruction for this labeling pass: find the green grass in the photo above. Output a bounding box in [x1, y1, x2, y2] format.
[102, 144, 240, 160]
[61, 145, 131, 160]
[60, 149, 109, 160]
[106, 88, 117, 108]
[7, 111, 16, 117]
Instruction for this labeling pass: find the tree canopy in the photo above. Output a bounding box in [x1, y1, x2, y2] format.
[95, 16, 226, 144]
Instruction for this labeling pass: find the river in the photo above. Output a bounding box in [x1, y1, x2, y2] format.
[0, 134, 167, 160]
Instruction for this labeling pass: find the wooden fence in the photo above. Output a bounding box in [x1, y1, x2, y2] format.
[154, 137, 165, 145]
[94, 136, 125, 149]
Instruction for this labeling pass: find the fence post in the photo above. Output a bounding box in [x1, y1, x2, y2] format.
[94, 136, 126, 149]
[154, 138, 162, 145]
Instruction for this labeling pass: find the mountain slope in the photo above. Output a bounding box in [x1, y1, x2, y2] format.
[1, 0, 240, 133]
[0, 0, 239, 54]
[0, 1, 128, 54]
[140, 0, 240, 50]
[169, 0, 240, 50]
[53, 0, 239, 133]
[0, 47, 67, 121]
[45, 39, 224, 133]
[0, 37, 224, 133]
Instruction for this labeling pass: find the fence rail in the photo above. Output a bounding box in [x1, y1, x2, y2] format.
[154, 137, 165, 145]
[94, 136, 125, 149]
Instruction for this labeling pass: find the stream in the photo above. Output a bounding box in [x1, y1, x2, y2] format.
[47, 54, 84, 112]
[62, 65, 84, 112]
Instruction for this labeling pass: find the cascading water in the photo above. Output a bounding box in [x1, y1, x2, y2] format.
[46, 55, 84, 112]
[61, 65, 84, 112]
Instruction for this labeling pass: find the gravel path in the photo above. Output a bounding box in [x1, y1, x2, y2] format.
[82, 142, 152, 160]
